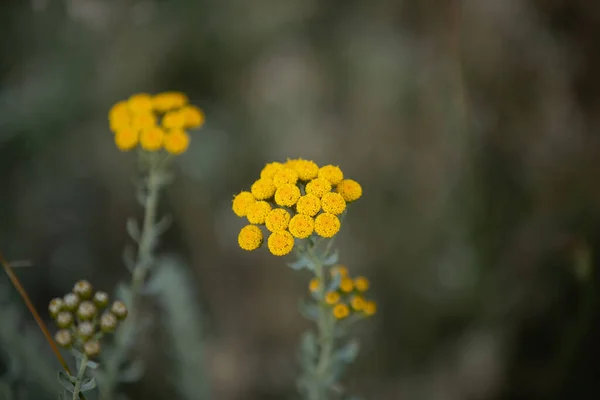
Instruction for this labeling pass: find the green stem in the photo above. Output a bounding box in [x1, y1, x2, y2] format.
[72, 354, 88, 400]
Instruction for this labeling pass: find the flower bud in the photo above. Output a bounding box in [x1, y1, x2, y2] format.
[63, 293, 80, 311]
[83, 339, 101, 358]
[77, 301, 97, 321]
[93, 291, 109, 308]
[56, 311, 74, 329]
[100, 312, 118, 333]
[54, 329, 73, 348]
[73, 280, 93, 299]
[48, 298, 64, 318]
[111, 300, 128, 320]
[77, 321, 95, 340]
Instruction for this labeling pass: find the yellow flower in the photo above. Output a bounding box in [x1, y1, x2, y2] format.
[114, 128, 139, 151]
[296, 194, 321, 217]
[318, 165, 344, 185]
[305, 178, 332, 198]
[288, 214, 314, 239]
[109, 101, 130, 121]
[288, 158, 319, 180]
[273, 168, 299, 188]
[274, 184, 301, 207]
[265, 208, 291, 232]
[246, 201, 272, 224]
[162, 110, 187, 129]
[260, 162, 285, 180]
[131, 112, 157, 131]
[128, 93, 154, 114]
[238, 225, 263, 251]
[267, 231, 294, 256]
[181, 105, 205, 128]
[140, 127, 164, 151]
[250, 178, 276, 200]
[320, 192, 346, 215]
[232, 191, 256, 217]
[324, 291, 340, 305]
[164, 129, 190, 155]
[336, 179, 362, 202]
[333, 303, 350, 319]
[354, 276, 369, 292]
[350, 295, 365, 311]
[110, 114, 131, 133]
[339, 277, 354, 293]
[309, 278, 320, 292]
[330, 265, 348, 278]
[363, 300, 377, 316]
[152, 92, 188, 111]
[314, 213, 340, 238]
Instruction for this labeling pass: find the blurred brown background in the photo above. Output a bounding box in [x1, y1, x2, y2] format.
[2, 0, 600, 399]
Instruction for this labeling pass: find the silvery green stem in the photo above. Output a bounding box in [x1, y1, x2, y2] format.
[72, 354, 88, 400]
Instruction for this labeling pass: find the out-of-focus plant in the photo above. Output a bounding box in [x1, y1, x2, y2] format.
[232, 159, 375, 400]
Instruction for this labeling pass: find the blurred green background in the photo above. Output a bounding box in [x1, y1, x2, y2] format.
[2, 0, 600, 399]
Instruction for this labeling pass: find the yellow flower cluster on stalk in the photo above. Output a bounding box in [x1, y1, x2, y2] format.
[108, 92, 205, 154]
[233, 159, 363, 256]
[309, 265, 376, 319]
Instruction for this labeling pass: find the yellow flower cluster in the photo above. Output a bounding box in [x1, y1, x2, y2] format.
[309, 265, 376, 319]
[234, 159, 363, 256]
[108, 92, 205, 154]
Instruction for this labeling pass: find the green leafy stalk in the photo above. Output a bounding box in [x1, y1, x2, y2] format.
[71, 354, 88, 400]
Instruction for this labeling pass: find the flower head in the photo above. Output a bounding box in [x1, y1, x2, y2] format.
[314, 213, 341, 238]
[350, 295, 366, 311]
[354, 276, 369, 292]
[140, 127, 165, 151]
[287, 158, 319, 181]
[330, 265, 348, 278]
[260, 162, 285, 180]
[325, 291, 340, 305]
[273, 168, 299, 188]
[232, 192, 256, 217]
[238, 225, 263, 251]
[320, 192, 346, 215]
[251, 178, 276, 200]
[288, 214, 314, 239]
[267, 231, 294, 256]
[162, 110, 187, 129]
[333, 303, 350, 319]
[152, 92, 188, 111]
[296, 194, 321, 216]
[128, 93, 153, 114]
[309, 278, 320, 292]
[274, 184, 301, 207]
[164, 129, 190, 155]
[318, 165, 344, 185]
[114, 128, 139, 151]
[246, 201, 272, 224]
[265, 208, 291, 232]
[339, 277, 354, 293]
[181, 105, 205, 128]
[363, 300, 377, 316]
[336, 179, 362, 202]
[305, 178, 332, 198]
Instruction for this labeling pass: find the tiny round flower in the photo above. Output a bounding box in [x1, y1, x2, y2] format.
[63, 293, 80, 312]
[318, 165, 344, 185]
[94, 291, 109, 308]
[131, 112, 157, 131]
[260, 162, 285, 180]
[246, 201, 272, 224]
[265, 208, 291, 232]
[290, 159, 319, 181]
[164, 129, 190, 155]
[330, 265, 348, 278]
[54, 329, 73, 348]
[251, 178, 276, 200]
[100, 312, 119, 333]
[305, 178, 332, 198]
[314, 213, 341, 238]
[83, 339, 101, 358]
[110, 113, 131, 132]
[336, 179, 362, 202]
[267, 231, 295, 256]
[350, 295, 366, 311]
[324, 291, 340, 305]
[109, 101, 129, 122]
[115, 128, 139, 151]
[333, 303, 350, 319]
[140, 127, 164, 151]
[354, 277, 369, 292]
[272, 168, 299, 188]
[320, 192, 346, 215]
[77, 301, 97, 321]
[152, 91, 188, 111]
[49, 298, 64, 318]
[309, 278, 320, 292]
[238, 225, 263, 251]
[181, 105, 205, 128]
[274, 184, 301, 207]
[232, 191, 256, 217]
[296, 194, 321, 217]
[162, 110, 187, 129]
[111, 301, 128, 320]
[288, 214, 314, 239]
[73, 280, 93, 299]
[77, 321, 95, 340]
[363, 300, 377, 316]
[128, 93, 153, 114]
[339, 277, 354, 293]
[56, 311, 74, 328]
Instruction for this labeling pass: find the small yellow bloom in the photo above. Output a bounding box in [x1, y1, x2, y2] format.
[139, 127, 164, 151]
[305, 178, 332, 198]
[354, 276, 369, 292]
[320, 192, 346, 215]
[333, 303, 350, 319]
[288, 158, 319, 180]
[296, 194, 321, 217]
[109, 114, 131, 133]
[162, 110, 187, 129]
[339, 277, 354, 293]
[181, 105, 205, 128]
[128, 93, 154, 114]
[336, 179, 362, 202]
[114, 128, 139, 151]
[232, 191, 256, 217]
[251, 178, 276, 200]
[309, 278, 320, 292]
[330, 265, 348, 278]
[324, 291, 340, 305]
[318, 165, 344, 185]
[274, 184, 301, 207]
[152, 92, 188, 111]
[350, 295, 365, 311]
[260, 162, 285, 180]
[164, 129, 190, 155]
[363, 300, 377, 316]
[265, 208, 291, 232]
[272, 168, 299, 188]
[109, 101, 130, 121]
[314, 213, 340, 238]
[246, 201, 272, 224]
[238, 225, 263, 251]
[288, 214, 314, 239]
[267, 231, 295, 256]
[131, 112, 157, 131]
